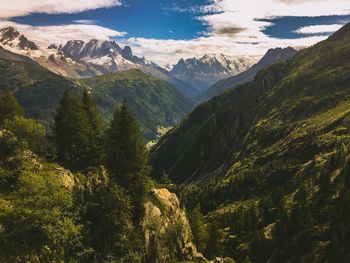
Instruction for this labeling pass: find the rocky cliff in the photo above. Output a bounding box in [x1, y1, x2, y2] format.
[142, 188, 205, 262]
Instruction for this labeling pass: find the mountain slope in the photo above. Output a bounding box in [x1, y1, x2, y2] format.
[197, 47, 297, 103]
[78, 69, 193, 140]
[0, 46, 77, 125]
[170, 54, 259, 91]
[0, 47, 192, 139]
[150, 23, 350, 262]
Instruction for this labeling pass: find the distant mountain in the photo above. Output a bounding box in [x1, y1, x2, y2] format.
[0, 27, 198, 99]
[150, 22, 350, 262]
[197, 47, 297, 102]
[170, 54, 259, 91]
[0, 46, 192, 139]
[0, 27, 38, 51]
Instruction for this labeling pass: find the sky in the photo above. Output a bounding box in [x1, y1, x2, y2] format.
[0, 0, 350, 65]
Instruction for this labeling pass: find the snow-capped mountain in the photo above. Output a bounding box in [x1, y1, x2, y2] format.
[0, 26, 199, 98]
[197, 47, 298, 103]
[0, 27, 38, 52]
[170, 54, 260, 91]
[53, 39, 157, 72]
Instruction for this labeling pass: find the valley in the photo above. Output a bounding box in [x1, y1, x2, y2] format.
[0, 4, 350, 262]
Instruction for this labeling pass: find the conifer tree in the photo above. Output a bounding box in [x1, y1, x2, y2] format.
[190, 205, 208, 252]
[81, 89, 104, 166]
[53, 90, 90, 170]
[0, 91, 24, 126]
[106, 100, 148, 177]
[105, 100, 150, 221]
[206, 221, 222, 259]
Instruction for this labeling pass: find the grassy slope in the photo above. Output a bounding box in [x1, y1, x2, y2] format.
[78, 69, 193, 140]
[150, 23, 350, 261]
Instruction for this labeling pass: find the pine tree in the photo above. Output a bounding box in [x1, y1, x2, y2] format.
[106, 100, 148, 178]
[0, 91, 24, 126]
[53, 90, 90, 170]
[105, 101, 150, 222]
[81, 89, 104, 166]
[206, 221, 222, 259]
[190, 205, 208, 252]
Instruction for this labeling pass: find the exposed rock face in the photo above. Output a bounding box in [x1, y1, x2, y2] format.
[142, 188, 206, 262]
[0, 27, 38, 51]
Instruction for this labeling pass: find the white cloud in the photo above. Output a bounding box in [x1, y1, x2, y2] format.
[0, 21, 126, 47]
[125, 34, 326, 66]
[294, 24, 344, 34]
[0, 0, 122, 19]
[125, 0, 350, 65]
[0, 0, 349, 65]
[73, 20, 99, 25]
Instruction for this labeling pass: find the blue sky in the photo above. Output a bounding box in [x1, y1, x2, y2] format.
[1, 0, 350, 65]
[11, 0, 213, 40]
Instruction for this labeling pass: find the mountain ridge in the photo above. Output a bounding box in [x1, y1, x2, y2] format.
[170, 54, 259, 91]
[149, 22, 350, 261]
[0, 26, 199, 98]
[196, 47, 297, 102]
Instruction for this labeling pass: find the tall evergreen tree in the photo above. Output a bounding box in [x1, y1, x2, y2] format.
[0, 91, 24, 126]
[105, 101, 150, 221]
[190, 205, 208, 252]
[106, 100, 148, 177]
[53, 90, 90, 170]
[81, 89, 104, 166]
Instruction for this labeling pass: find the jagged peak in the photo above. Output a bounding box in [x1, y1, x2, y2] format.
[0, 26, 38, 51]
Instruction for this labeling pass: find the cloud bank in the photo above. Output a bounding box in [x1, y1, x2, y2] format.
[0, 0, 122, 19]
[0, 0, 350, 65]
[126, 0, 350, 65]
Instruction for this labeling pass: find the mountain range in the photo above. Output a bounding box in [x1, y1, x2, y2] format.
[170, 54, 259, 91]
[0, 26, 265, 99]
[196, 47, 297, 103]
[0, 26, 199, 98]
[150, 22, 350, 262]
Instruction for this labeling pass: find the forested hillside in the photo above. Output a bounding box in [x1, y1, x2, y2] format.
[150, 23, 350, 262]
[0, 48, 192, 140]
[0, 91, 199, 262]
[78, 69, 193, 140]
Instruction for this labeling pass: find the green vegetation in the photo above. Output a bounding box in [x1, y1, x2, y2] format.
[0, 47, 192, 140]
[151, 23, 350, 261]
[78, 69, 193, 140]
[0, 92, 171, 262]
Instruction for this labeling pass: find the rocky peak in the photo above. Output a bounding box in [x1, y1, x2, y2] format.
[0, 27, 20, 41]
[60, 40, 85, 59]
[18, 35, 38, 50]
[121, 45, 133, 59]
[48, 43, 62, 50]
[0, 27, 38, 51]
[258, 47, 297, 67]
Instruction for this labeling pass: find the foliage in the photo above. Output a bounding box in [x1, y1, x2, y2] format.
[189, 206, 208, 252]
[0, 91, 24, 126]
[0, 162, 82, 262]
[53, 90, 92, 170]
[106, 101, 151, 222]
[79, 69, 192, 140]
[4, 116, 46, 153]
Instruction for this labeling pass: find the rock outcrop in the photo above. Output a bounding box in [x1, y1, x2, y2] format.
[142, 188, 206, 262]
